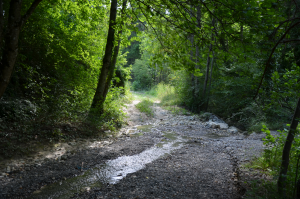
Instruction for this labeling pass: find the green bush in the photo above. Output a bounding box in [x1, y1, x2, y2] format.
[132, 80, 143, 91]
[135, 99, 154, 116]
[245, 124, 300, 198]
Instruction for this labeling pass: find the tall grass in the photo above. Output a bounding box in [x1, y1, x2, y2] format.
[145, 87, 158, 97]
[156, 83, 179, 106]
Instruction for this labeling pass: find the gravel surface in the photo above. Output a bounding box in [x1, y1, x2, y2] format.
[0, 99, 270, 199]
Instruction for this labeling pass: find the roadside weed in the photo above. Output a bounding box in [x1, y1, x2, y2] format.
[135, 99, 154, 116]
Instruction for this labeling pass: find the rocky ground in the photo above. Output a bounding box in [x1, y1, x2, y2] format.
[0, 98, 273, 199]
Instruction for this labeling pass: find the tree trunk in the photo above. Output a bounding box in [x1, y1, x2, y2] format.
[278, 20, 300, 195]
[188, 3, 195, 103]
[205, 50, 214, 111]
[103, 0, 127, 101]
[0, 0, 22, 99]
[0, 0, 42, 99]
[90, 0, 128, 115]
[102, 0, 127, 99]
[155, 63, 158, 84]
[200, 43, 212, 111]
[90, 0, 118, 112]
[194, 5, 201, 101]
[202, 44, 212, 98]
[102, 38, 121, 99]
[277, 97, 300, 196]
[200, 17, 215, 111]
[0, 0, 4, 47]
[190, 38, 195, 100]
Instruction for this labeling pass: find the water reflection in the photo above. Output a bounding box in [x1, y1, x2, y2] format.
[31, 133, 186, 199]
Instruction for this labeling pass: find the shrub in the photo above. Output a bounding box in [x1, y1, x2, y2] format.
[135, 99, 154, 116]
[245, 124, 300, 198]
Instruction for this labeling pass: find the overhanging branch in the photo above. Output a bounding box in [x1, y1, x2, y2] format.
[21, 0, 43, 29]
[253, 21, 300, 100]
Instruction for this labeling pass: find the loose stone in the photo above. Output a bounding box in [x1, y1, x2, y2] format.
[6, 166, 11, 173]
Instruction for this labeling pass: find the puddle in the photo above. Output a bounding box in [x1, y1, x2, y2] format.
[136, 125, 152, 132]
[163, 132, 178, 140]
[172, 142, 183, 147]
[30, 171, 103, 199]
[156, 143, 164, 148]
[30, 136, 187, 199]
[155, 132, 180, 148]
[130, 132, 143, 137]
[204, 133, 228, 139]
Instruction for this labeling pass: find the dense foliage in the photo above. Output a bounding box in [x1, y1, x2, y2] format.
[0, 0, 131, 159]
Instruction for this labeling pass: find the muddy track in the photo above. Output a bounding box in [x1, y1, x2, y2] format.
[0, 99, 268, 199]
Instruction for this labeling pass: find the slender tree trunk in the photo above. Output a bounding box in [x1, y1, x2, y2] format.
[0, 0, 22, 99]
[205, 51, 214, 111]
[202, 44, 212, 98]
[278, 22, 300, 194]
[188, 2, 195, 101]
[201, 43, 212, 111]
[297, 179, 300, 199]
[102, 39, 121, 99]
[0, 0, 4, 48]
[194, 5, 201, 101]
[155, 63, 158, 84]
[190, 36, 195, 98]
[90, 0, 118, 111]
[204, 20, 217, 112]
[278, 97, 300, 196]
[102, 0, 127, 100]
[0, 0, 42, 99]
[200, 17, 215, 111]
[161, 69, 163, 83]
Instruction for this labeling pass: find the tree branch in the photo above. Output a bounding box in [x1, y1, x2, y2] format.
[269, 17, 300, 39]
[201, 1, 240, 41]
[280, 39, 300, 43]
[0, 0, 4, 47]
[253, 21, 300, 100]
[136, 2, 166, 49]
[21, 0, 43, 29]
[128, 2, 148, 31]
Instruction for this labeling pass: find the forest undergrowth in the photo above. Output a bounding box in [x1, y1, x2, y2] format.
[0, 87, 133, 160]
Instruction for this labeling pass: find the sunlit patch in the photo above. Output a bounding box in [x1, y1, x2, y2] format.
[88, 141, 103, 148]
[45, 146, 67, 160]
[30, 135, 188, 199]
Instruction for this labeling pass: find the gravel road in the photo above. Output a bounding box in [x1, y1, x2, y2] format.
[0, 99, 269, 199]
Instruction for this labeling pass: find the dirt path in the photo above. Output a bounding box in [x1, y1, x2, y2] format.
[0, 98, 268, 199]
